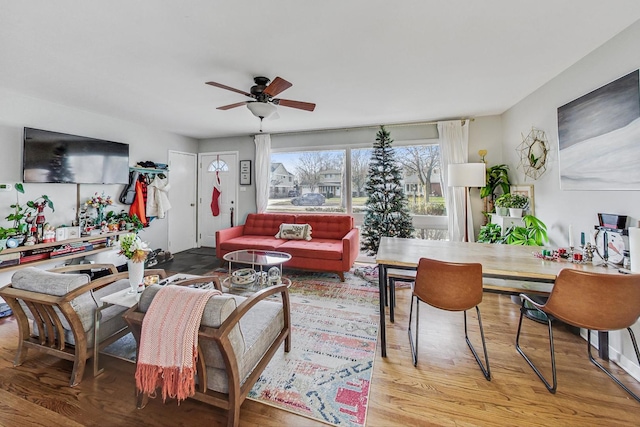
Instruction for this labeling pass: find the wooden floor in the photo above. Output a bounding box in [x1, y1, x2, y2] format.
[1, 283, 640, 425]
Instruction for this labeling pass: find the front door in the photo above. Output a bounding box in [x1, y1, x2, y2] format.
[199, 152, 238, 248]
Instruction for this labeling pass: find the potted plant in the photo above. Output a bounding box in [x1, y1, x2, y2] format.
[0, 226, 17, 250]
[493, 194, 510, 216]
[480, 164, 511, 219]
[506, 194, 529, 218]
[503, 214, 548, 246]
[6, 184, 55, 238]
[477, 223, 505, 244]
[494, 193, 528, 217]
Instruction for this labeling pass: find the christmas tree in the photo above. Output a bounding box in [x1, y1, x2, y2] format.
[361, 126, 415, 255]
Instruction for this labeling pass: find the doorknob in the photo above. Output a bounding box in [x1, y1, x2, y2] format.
[190, 203, 195, 206]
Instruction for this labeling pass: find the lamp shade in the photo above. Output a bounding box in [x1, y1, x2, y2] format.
[246, 101, 277, 119]
[448, 163, 486, 187]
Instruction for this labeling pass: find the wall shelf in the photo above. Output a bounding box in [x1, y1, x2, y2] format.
[129, 166, 168, 176]
[0, 230, 130, 272]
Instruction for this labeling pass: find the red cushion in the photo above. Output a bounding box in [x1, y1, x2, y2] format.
[243, 213, 295, 236]
[294, 214, 353, 239]
[278, 239, 343, 260]
[219, 236, 285, 252]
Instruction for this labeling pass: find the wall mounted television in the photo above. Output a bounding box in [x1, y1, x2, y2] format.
[23, 127, 130, 184]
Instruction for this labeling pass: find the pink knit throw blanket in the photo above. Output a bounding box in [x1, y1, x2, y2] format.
[135, 285, 221, 403]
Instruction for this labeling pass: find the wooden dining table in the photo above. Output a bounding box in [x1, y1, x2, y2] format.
[375, 237, 621, 358]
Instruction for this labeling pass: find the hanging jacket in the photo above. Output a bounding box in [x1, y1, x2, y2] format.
[146, 175, 172, 219]
[119, 170, 139, 204]
[129, 180, 148, 226]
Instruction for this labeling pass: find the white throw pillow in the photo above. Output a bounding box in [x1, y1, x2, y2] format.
[275, 223, 312, 240]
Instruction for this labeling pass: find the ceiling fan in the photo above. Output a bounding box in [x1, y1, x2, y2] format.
[205, 76, 316, 123]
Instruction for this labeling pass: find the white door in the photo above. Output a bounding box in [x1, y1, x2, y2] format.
[199, 152, 238, 248]
[168, 151, 197, 253]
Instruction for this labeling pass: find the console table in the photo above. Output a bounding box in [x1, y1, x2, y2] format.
[0, 230, 129, 272]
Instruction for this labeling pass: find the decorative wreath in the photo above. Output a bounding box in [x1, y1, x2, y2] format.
[516, 127, 549, 180]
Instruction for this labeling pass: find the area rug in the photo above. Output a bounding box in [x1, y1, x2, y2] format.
[102, 270, 379, 427]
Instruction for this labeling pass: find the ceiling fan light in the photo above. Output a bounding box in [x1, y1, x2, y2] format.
[247, 102, 277, 119]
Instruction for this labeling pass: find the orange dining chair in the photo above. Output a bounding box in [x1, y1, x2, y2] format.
[408, 258, 491, 380]
[516, 269, 640, 402]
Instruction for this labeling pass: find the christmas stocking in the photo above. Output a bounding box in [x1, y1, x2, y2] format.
[210, 172, 221, 216]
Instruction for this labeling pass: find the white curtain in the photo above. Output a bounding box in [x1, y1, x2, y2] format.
[254, 133, 271, 213]
[438, 120, 471, 242]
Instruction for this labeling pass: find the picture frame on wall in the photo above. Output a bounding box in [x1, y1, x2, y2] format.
[510, 184, 534, 216]
[557, 69, 640, 190]
[239, 160, 251, 185]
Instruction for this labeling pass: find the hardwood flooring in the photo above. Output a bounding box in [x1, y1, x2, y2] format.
[1, 255, 639, 426]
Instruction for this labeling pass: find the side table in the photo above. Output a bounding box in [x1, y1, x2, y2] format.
[93, 283, 140, 376]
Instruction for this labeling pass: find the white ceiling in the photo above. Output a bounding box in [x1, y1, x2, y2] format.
[2, 1, 640, 139]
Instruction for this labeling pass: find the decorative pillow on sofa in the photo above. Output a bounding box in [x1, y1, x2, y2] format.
[275, 223, 312, 241]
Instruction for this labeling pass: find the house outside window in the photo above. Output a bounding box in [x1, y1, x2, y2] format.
[268, 142, 447, 240]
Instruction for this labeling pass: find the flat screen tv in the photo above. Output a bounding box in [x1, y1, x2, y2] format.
[23, 127, 130, 184]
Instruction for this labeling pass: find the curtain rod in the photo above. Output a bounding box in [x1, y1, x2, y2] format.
[268, 118, 474, 137]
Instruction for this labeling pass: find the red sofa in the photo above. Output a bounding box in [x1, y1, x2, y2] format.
[216, 213, 359, 281]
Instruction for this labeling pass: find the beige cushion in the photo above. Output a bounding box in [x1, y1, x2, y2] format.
[275, 223, 312, 240]
[11, 267, 130, 347]
[139, 285, 285, 395]
[206, 296, 285, 394]
[12, 267, 95, 331]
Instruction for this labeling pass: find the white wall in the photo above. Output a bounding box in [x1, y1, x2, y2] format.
[0, 89, 198, 258]
[500, 20, 640, 380]
[468, 116, 503, 236]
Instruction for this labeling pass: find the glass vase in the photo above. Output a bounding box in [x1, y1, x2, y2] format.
[96, 205, 105, 225]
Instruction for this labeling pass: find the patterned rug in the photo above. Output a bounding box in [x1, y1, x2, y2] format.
[102, 270, 379, 427]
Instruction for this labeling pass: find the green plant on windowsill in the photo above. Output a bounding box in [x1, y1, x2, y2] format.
[502, 215, 548, 246]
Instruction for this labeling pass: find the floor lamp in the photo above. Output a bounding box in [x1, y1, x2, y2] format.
[448, 163, 487, 242]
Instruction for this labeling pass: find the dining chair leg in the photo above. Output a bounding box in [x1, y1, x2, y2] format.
[587, 328, 640, 403]
[463, 307, 491, 380]
[408, 295, 420, 366]
[516, 299, 557, 393]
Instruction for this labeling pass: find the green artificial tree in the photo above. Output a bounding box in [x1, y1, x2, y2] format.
[361, 126, 415, 256]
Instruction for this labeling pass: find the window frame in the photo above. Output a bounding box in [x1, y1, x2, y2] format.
[269, 138, 447, 237]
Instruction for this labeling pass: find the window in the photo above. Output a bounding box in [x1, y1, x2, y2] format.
[268, 141, 447, 240]
[268, 150, 345, 213]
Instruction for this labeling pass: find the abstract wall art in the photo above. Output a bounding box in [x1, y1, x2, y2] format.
[557, 70, 640, 190]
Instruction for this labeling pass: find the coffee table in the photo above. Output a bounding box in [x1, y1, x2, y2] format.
[222, 249, 291, 291]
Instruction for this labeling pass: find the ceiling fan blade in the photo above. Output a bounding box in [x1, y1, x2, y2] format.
[206, 81, 253, 98]
[263, 77, 293, 97]
[275, 98, 316, 112]
[216, 101, 249, 110]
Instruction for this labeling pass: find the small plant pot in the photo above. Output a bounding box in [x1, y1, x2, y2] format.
[509, 208, 523, 218]
[495, 207, 508, 216]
